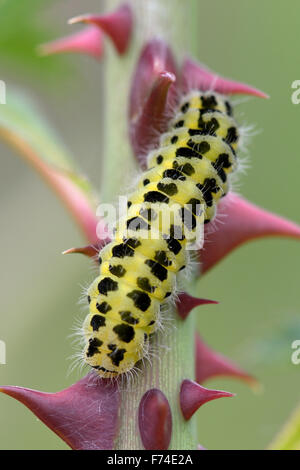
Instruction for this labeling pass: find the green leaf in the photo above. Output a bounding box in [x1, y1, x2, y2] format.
[1, 90, 76, 171]
[269, 404, 300, 450]
[0, 88, 99, 243]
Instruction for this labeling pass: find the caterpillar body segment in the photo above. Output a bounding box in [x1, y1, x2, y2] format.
[84, 91, 240, 378]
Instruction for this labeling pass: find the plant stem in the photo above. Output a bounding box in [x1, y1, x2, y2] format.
[102, 0, 199, 450]
[115, 310, 197, 450]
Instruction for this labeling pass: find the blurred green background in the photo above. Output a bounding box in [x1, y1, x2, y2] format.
[0, 0, 299, 450]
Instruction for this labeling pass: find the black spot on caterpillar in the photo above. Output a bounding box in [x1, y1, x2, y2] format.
[98, 277, 118, 296]
[107, 344, 126, 367]
[90, 314, 106, 331]
[113, 323, 135, 343]
[96, 301, 112, 314]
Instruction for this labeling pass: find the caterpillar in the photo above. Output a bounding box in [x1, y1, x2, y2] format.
[83, 90, 239, 378]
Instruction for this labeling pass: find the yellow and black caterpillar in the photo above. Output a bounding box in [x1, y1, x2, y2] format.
[84, 91, 239, 378]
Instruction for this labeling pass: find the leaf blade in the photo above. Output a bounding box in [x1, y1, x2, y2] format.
[0, 89, 99, 243]
[269, 404, 300, 450]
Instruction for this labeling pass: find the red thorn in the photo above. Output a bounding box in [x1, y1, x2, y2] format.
[181, 58, 268, 98]
[129, 39, 178, 120]
[176, 292, 218, 320]
[62, 244, 100, 258]
[0, 374, 120, 450]
[180, 379, 234, 420]
[195, 333, 257, 388]
[130, 71, 176, 168]
[142, 72, 176, 120]
[201, 193, 300, 274]
[38, 26, 103, 59]
[129, 39, 178, 165]
[138, 388, 172, 450]
[69, 3, 133, 55]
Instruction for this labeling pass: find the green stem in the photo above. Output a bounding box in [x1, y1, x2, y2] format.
[100, 1, 136, 203]
[102, 0, 199, 450]
[115, 310, 197, 450]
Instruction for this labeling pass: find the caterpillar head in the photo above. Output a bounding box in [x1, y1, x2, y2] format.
[83, 312, 149, 378]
